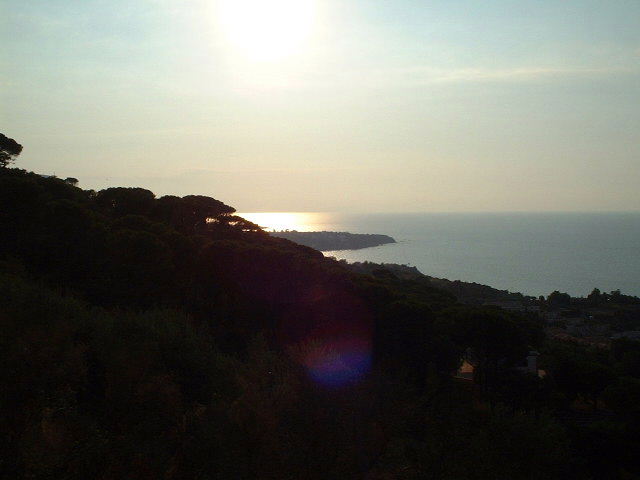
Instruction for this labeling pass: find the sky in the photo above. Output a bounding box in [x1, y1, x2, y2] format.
[1, 0, 639, 213]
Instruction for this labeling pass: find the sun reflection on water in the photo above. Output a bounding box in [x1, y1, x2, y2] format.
[240, 212, 329, 232]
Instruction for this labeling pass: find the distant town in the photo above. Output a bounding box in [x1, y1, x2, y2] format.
[347, 261, 640, 350]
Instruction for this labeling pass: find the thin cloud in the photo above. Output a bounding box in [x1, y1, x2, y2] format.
[349, 65, 638, 88]
[178, 166, 361, 176]
[405, 66, 637, 84]
[233, 64, 638, 91]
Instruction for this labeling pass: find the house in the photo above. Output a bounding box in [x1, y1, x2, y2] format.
[482, 300, 525, 311]
[455, 349, 542, 381]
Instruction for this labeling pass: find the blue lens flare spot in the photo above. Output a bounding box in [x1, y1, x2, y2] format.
[303, 339, 371, 388]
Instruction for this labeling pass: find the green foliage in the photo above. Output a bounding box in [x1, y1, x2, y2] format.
[371, 404, 570, 480]
[0, 272, 234, 478]
[546, 345, 616, 408]
[603, 377, 640, 421]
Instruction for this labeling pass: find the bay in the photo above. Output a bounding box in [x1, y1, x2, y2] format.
[241, 212, 640, 297]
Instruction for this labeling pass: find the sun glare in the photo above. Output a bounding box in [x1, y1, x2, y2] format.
[240, 212, 326, 231]
[218, 0, 317, 62]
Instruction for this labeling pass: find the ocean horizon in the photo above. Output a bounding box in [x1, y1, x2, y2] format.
[242, 211, 640, 298]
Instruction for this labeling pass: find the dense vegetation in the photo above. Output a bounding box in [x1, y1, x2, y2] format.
[1, 143, 640, 478]
[347, 261, 535, 304]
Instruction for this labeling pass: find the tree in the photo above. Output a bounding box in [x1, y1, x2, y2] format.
[603, 377, 640, 421]
[0, 133, 23, 167]
[587, 288, 602, 306]
[216, 215, 264, 232]
[548, 349, 615, 410]
[580, 361, 616, 410]
[547, 290, 571, 308]
[95, 187, 156, 217]
[182, 195, 236, 231]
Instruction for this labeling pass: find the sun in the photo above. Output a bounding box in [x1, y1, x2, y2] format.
[218, 0, 317, 62]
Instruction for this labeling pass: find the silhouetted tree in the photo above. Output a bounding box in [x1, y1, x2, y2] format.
[219, 215, 263, 232]
[182, 195, 236, 232]
[547, 290, 571, 308]
[152, 195, 236, 234]
[95, 187, 156, 217]
[0, 133, 22, 167]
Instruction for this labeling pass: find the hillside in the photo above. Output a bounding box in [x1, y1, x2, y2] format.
[2, 165, 640, 479]
[346, 261, 535, 304]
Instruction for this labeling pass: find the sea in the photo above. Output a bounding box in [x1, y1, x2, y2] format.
[241, 212, 640, 298]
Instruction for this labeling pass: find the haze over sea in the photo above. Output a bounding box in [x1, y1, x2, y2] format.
[243, 212, 640, 298]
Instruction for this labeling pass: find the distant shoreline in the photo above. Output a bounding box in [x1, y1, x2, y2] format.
[270, 230, 396, 251]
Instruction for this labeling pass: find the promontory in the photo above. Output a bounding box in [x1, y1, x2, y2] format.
[269, 231, 396, 251]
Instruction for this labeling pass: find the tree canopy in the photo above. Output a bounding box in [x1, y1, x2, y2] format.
[2, 158, 640, 478]
[0, 133, 23, 167]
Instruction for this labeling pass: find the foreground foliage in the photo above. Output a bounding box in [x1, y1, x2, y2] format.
[1, 167, 638, 478]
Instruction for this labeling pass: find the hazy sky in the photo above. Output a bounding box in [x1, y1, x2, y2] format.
[2, 0, 639, 212]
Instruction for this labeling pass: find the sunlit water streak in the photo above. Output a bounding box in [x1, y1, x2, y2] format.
[240, 212, 337, 232]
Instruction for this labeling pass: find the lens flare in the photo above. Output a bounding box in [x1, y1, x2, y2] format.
[303, 338, 372, 388]
[284, 289, 373, 388]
